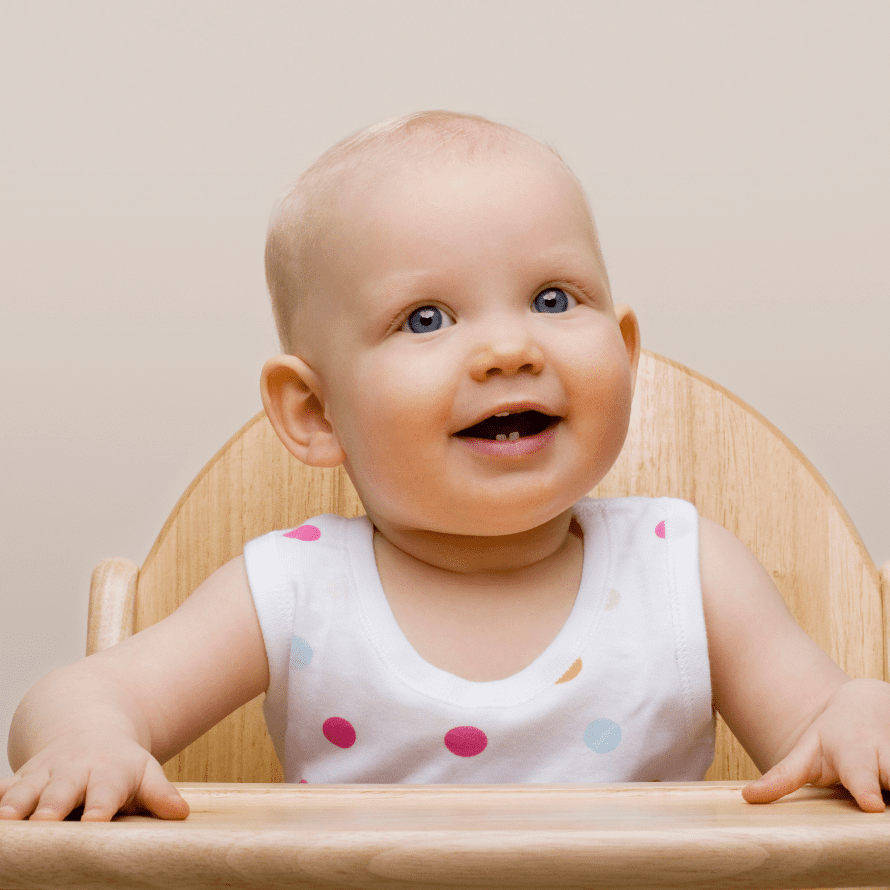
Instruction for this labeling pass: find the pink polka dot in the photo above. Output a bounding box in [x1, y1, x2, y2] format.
[299, 779, 307, 784]
[285, 524, 321, 541]
[323, 717, 356, 748]
[444, 726, 487, 757]
[655, 517, 694, 541]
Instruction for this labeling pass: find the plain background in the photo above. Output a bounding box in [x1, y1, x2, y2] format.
[2, 1, 888, 778]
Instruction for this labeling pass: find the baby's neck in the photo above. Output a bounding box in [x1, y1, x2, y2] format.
[370, 507, 578, 577]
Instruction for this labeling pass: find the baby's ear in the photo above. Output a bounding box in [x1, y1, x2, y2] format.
[614, 304, 640, 392]
[260, 356, 346, 467]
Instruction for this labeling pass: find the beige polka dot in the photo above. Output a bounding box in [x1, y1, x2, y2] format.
[556, 658, 583, 684]
[605, 588, 621, 610]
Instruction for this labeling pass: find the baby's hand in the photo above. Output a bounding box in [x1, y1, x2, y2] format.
[742, 678, 890, 813]
[0, 731, 189, 821]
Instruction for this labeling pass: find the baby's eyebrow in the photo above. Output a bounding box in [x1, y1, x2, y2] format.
[526, 246, 603, 278]
[360, 272, 448, 335]
[370, 268, 454, 298]
[366, 271, 458, 323]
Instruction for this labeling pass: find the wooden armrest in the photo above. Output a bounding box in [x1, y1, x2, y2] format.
[87, 557, 138, 655]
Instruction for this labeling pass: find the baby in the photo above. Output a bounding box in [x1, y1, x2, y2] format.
[4, 111, 890, 821]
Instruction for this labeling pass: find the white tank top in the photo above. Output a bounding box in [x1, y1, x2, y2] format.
[244, 496, 714, 783]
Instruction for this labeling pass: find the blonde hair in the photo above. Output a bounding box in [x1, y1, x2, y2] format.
[265, 111, 606, 354]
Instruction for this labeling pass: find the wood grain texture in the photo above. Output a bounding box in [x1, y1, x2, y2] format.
[2, 783, 890, 890]
[89, 351, 885, 789]
[86, 557, 137, 656]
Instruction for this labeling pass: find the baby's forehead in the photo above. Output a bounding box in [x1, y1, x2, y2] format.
[311, 138, 602, 292]
[278, 117, 591, 261]
[267, 116, 605, 356]
[326, 138, 591, 239]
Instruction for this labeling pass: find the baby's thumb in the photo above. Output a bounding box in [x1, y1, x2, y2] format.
[742, 739, 818, 805]
[136, 760, 190, 820]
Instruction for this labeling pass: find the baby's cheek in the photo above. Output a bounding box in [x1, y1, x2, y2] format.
[580, 356, 634, 421]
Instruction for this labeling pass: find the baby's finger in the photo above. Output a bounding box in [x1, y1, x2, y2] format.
[837, 758, 886, 813]
[879, 747, 890, 793]
[742, 736, 820, 805]
[79, 772, 139, 822]
[28, 773, 88, 821]
[0, 774, 46, 820]
[123, 759, 189, 821]
[0, 777, 22, 816]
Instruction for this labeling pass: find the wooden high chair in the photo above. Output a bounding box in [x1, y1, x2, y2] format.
[70, 349, 890, 889]
[88, 349, 890, 787]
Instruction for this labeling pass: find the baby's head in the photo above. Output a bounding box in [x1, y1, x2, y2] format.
[265, 111, 610, 358]
[261, 111, 640, 541]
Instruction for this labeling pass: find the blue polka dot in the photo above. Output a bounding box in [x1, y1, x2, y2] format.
[584, 719, 622, 753]
[290, 636, 313, 671]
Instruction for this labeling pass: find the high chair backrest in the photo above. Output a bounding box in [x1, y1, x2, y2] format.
[88, 350, 890, 784]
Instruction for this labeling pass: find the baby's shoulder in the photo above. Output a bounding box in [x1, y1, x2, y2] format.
[241, 512, 372, 606]
[245, 513, 371, 558]
[574, 495, 698, 537]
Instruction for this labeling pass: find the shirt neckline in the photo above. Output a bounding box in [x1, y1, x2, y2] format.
[345, 498, 611, 708]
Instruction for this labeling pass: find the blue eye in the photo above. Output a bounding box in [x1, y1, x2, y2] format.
[533, 287, 575, 313]
[403, 305, 452, 333]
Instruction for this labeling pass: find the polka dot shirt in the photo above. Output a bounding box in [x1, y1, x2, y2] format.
[244, 497, 714, 784]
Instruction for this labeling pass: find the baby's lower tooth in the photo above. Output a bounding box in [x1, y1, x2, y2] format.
[508, 431, 520, 440]
[496, 434, 507, 441]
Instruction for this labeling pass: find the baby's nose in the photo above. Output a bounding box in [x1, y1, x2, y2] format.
[468, 332, 545, 380]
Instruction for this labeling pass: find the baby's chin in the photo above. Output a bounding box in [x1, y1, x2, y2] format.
[385, 502, 579, 541]
[357, 472, 594, 541]
[454, 491, 593, 537]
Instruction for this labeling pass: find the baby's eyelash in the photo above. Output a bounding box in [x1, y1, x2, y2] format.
[387, 283, 594, 333]
[400, 304, 455, 334]
[388, 306, 427, 331]
[541, 281, 592, 304]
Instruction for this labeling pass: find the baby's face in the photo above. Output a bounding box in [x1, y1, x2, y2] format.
[304, 148, 638, 538]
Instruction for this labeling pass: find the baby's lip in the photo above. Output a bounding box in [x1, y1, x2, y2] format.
[453, 401, 562, 436]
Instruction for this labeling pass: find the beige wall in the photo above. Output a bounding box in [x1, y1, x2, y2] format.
[2, 1, 888, 776]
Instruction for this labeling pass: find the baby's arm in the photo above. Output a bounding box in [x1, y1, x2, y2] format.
[1, 555, 268, 821]
[700, 517, 890, 812]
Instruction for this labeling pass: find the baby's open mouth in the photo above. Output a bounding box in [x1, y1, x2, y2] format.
[454, 410, 560, 441]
